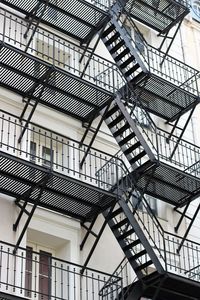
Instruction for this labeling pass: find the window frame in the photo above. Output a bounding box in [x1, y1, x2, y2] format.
[25, 243, 55, 300]
[192, 0, 200, 21]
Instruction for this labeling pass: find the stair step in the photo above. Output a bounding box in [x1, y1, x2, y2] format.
[115, 48, 130, 62]
[129, 150, 146, 165]
[133, 160, 154, 176]
[120, 56, 135, 69]
[125, 63, 140, 77]
[143, 271, 160, 285]
[118, 228, 135, 240]
[105, 105, 119, 119]
[124, 141, 141, 156]
[108, 114, 124, 128]
[102, 24, 115, 38]
[130, 71, 145, 85]
[113, 122, 129, 137]
[111, 218, 128, 230]
[134, 260, 153, 272]
[109, 207, 123, 219]
[105, 32, 120, 46]
[123, 239, 141, 252]
[131, 249, 147, 261]
[110, 40, 125, 54]
[118, 132, 136, 147]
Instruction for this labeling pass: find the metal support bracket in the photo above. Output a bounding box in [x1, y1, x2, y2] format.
[158, 19, 183, 66]
[80, 216, 98, 251]
[177, 202, 200, 253]
[169, 105, 196, 160]
[18, 67, 54, 143]
[24, 0, 49, 52]
[13, 172, 51, 254]
[80, 100, 112, 169]
[80, 24, 107, 79]
[80, 207, 114, 274]
[174, 201, 190, 232]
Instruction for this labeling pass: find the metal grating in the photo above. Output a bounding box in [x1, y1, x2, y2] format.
[0, 292, 26, 300]
[0, 43, 113, 121]
[1, 0, 108, 42]
[133, 74, 198, 122]
[124, 0, 189, 33]
[135, 162, 200, 207]
[0, 152, 116, 221]
[137, 272, 200, 300]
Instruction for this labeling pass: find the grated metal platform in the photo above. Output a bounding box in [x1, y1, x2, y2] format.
[0, 152, 116, 222]
[0, 43, 113, 122]
[1, 0, 108, 43]
[140, 272, 200, 300]
[132, 73, 199, 122]
[124, 0, 190, 34]
[134, 162, 200, 207]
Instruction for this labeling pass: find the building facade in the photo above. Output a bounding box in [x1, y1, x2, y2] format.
[0, 0, 200, 299]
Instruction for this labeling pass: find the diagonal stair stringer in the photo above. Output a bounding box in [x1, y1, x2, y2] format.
[103, 182, 165, 283]
[110, 2, 148, 72]
[101, 93, 159, 175]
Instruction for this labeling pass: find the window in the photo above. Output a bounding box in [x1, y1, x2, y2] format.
[132, 193, 158, 216]
[128, 104, 151, 129]
[25, 247, 33, 298]
[146, 195, 158, 216]
[25, 247, 52, 300]
[124, 24, 132, 37]
[35, 39, 70, 68]
[135, 106, 150, 128]
[192, 0, 200, 21]
[29, 142, 54, 168]
[134, 31, 145, 54]
[39, 250, 52, 300]
[42, 146, 53, 168]
[30, 141, 37, 163]
[34, 39, 70, 95]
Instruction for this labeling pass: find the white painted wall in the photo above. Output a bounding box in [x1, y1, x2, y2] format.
[1, 4, 200, 297]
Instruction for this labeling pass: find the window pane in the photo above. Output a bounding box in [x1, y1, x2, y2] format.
[39, 251, 52, 300]
[30, 141, 36, 163]
[25, 247, 33, 297]
[42, 146, 53, 167]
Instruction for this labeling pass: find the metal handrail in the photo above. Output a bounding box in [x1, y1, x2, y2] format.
[0, 8, 123, 94]
[0, 240, 123, 300]
[0, 110, 126, 192]
[97, 158, 200, 282]
[1, 6, 199, 99]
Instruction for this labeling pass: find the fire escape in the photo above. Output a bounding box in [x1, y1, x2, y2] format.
[1, 0, 200, 299]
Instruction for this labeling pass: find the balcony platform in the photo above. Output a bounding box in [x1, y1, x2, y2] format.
[134, 161, 200, 207]
[0, 42, 113, 122]
[141, 271, 200, 300]
[0, 151, 116, 222]
[1, 0, 108, 43]
[0, 292, 24, 300]
[132, 73, 199, 122]
[1, 0, 190, 39]
[124, 0, 190, 34]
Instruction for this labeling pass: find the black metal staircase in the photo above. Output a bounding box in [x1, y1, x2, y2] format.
[102, 92, 200, 207]
[99, 160, 200, 299]
[102, 94, 158, 177]
[104, 199, 164, 282]
[1, 0, 200, 299]
[101, 2, 148, 88]
[100, 164, 166, 299]
[102, 1, 200, 122]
